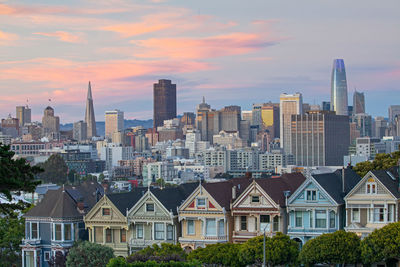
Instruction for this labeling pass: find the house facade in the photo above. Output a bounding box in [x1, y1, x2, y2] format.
[288, 168, 360, 245]
[344, 169, 400, 238]
[231, 173, 305, 243]
[178, 178, 251, 251]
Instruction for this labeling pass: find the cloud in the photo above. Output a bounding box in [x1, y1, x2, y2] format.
[33, 31, 85, 43]
[0, 29, 18, 45]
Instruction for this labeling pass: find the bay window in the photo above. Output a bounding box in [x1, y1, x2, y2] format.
[154, 223, 164, 240]
[167, 225, 174, 240]
[295, 211, 302, 227]
[136, 224, 143, 239]
[64, 224, 72, 240]
[315, 210, 327, 228]
[206, 219, 216, 236]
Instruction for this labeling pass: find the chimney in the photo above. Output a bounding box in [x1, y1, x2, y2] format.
[342, 167, 345, 194]
[245, 171, 252, 179]
[77, 201, 85, 213]
[232, 186, 237, 199]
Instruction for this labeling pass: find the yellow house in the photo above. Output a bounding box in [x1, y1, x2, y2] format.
[84, 191, 143, 257]
[178, 178, 251, 251]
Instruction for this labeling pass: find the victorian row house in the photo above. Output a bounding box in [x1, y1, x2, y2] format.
[21, 182, 104, 267]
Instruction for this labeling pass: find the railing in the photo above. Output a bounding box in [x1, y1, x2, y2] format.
[22, 238, 42, 246]
[288, 228, 337, 234]
[233, 231, 258, 237]
[129, 239, 174, 247]
[203, 235, 228, 240]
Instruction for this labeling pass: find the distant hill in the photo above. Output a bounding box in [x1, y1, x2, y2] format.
[60, 119, 153, 136]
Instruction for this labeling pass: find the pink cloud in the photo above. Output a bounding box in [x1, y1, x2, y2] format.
[33, 31, 85, 43]
[0, 29, 18, 45]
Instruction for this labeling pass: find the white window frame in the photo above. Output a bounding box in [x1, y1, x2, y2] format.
[366, 182, 377, 194]
[187, 220, 195, 235]
[315, 210, 327, 228]
[205, 218, 217, 237]
[329, 211, 336, 228]
[166, 225, 174, 240]
[136, 224, 144, 239]
[251, 195, 260, 203]
[154, 223, 165, 240]
[64, 223, 72, 241]
[295, 211, 303, 228]
[196, 198, 206, 208]
[44, 251, 51, 261]
[146, 203, 155, 212]
[351, 208, 360, 223]
[54, 223, 62, 241]
[31, 222, 39, 240]
[305, 190, 317, 202]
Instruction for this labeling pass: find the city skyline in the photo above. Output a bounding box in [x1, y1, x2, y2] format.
[0, 0, 399, 122]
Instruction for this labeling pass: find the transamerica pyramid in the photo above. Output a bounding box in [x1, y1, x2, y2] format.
[85, 81, 97, 138]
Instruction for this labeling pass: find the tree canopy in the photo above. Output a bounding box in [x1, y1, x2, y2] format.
[36, 154, 68, 185]
[299, 230, 361, 266]
[353, 150, 400, 177]
[0, 211, 25, 266]
[66, 241, 114, 267]
[0, 144, 42, 215]
[188, 243, 242, 267]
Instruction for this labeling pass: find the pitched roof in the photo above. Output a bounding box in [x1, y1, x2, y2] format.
[255, 173, 306, 206]
[65, 181, 104, 211]
[25, 188, 82, 219]
[203, 178, 252, 210]
[313, 168, 361, 204]
[371, 169, 400, 198]
[107, 187, 146, 215]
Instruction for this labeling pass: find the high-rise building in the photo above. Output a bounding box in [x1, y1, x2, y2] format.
[280, 93, 303, 154]
[196, 97, 214, 142]
[353, 91, 365, 114]
[85, 81, 97, 139]
[352, 113, 372, 137]
[153, 79, 177, 129]
[180, 112, 195, 126]
[105, 109, 124, 138]
[261, 103, 280, 138]
[42, 106, 60, 139]
[1, 115, 19, 138]
[374, 116, 388, 139]
[331, 59, 348, 116]
[213, 105, 241, 134]
[16, 105, 31, 127]
[388, 105, 400, 124]
[73, 120, 87, 142]
[322, 101, 331, 111]
[291, 111, 350, 166]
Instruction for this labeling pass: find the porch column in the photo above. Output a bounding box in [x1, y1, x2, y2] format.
[72, 223, 75, 241]
[103, 227, 106, 244]
[34, 250, 37, 267]
[384, 203, 388, 223]
[216, 219, 219, 237]
[22, 250, 25, 267]
[164, 222, 167, 241]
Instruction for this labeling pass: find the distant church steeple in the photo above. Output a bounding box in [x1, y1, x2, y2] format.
[85, 81, 97, 138]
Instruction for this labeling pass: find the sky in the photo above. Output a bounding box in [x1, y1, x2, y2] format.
[0, 0, 399, 123]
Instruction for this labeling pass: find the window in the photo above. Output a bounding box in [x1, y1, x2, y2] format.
[55, 224, 62, 240]
[120, 229, 126, 242]
[218, 220, 225, 236]
[197, 198, 206, 208]
[44, 251, 51, 261]
[388, 204, 395, 222]
[102, 208, 110, 215]
[329, 211, 336, 228]
[309, 210, 313, 228]
[64, 224, 72, 240]
[366, 179, 377, 194]
[315, 210, 327, 228]
[136, 224, 143, 239]
[154, 223, 164, 240]
[106, 229, 112, 243]
[352, 208, 360, 222]
[167, 225, 173, 240]
[251, 195, 260, 203]
[146, 203, 155, 212]
[25, 222, 30, 239]
[273, 216, 279, 232]
[295, 211, 302, 227]
[260, 215, 270, 231]
[306, 190, 317, 201]
[240, 216, 247, 231]
[373, 205, 384, 222]
[206, 219, 216, 236]
[187, 220, 195, 235]
[31, 222, 38, 239]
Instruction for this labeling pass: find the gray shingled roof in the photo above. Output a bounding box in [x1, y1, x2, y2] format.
[371, 169, 400, 198]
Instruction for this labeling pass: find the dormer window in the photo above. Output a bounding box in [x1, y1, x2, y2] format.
[102, 208, 110, 216]
[306, 190, 317, 201]
[251, 195, 260, 203]
[197, 198, 206, 208]
[366, 178, 377, 194]
[146, 203, 155, 212]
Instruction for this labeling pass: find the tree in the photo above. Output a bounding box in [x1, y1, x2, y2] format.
[0, 144, 42, 215]
[361, 222, 400, 266]
[66, 241, 114, 267]
[299, 230, 361, 266]
[48, 251, 67, 267]
[188, 243, 242, 267]
[0, 211, 25, 266]
[239, 233, 299, 267]
[353, 150, 400, 177]
[36, 154, 68, 185]
[127, 243, 186, 263]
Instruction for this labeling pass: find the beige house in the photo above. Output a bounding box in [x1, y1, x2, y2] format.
[178, 178, 251, 251]
[344, 169, 400, 238]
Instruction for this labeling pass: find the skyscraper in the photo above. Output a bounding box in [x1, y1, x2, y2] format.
[42, 106, 60, 139]
[196, 97, 213, 142]
[16, 105, 31, 127]
[85, 81, 97, 139]
[331, 59, 348, 116]
[153, 79, 177, 129]
[353, 91, 365, 114]
[73, 120, 87, 142]
[280, 93, 303, 154]
[105, 109, 124, 138]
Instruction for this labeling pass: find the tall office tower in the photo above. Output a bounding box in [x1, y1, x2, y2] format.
[85, 81, 97, 138]
[331, 59, 348, 115]
[374, 116, 388, 139]
[353, 91, 365, 114]
[1, 115, 19, 138]
[196, 97, 214, 142]
[280, 93, 303, 154]
[291, 111, 350, 166]
[352, 113, 372, 137]
[16, 105, 31, 127]
[153, 79, 177, 129]
[252, 104, 263, 127]
[213, 105, 241, 134]
[388, 105, 400, 124]
[42, 106, 60, 139]
[261, 103, 280, 138]
[242, 110, 252, 123]
[105, 109, 124, 138]
[73, 120, 87, 142]
[322, 101, 331, 111]
[180, 112, 195, 126]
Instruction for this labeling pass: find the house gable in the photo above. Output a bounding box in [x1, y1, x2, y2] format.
[288, 178, 337, 206]
[179, 185, 223, 213]
[128, 191, 172, 220]
[84, 195, 126, 224]
[232, 182, 278, 209]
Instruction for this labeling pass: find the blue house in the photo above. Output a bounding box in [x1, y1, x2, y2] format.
[287, 168, 360, 245]
[21, 182, 103, 267]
